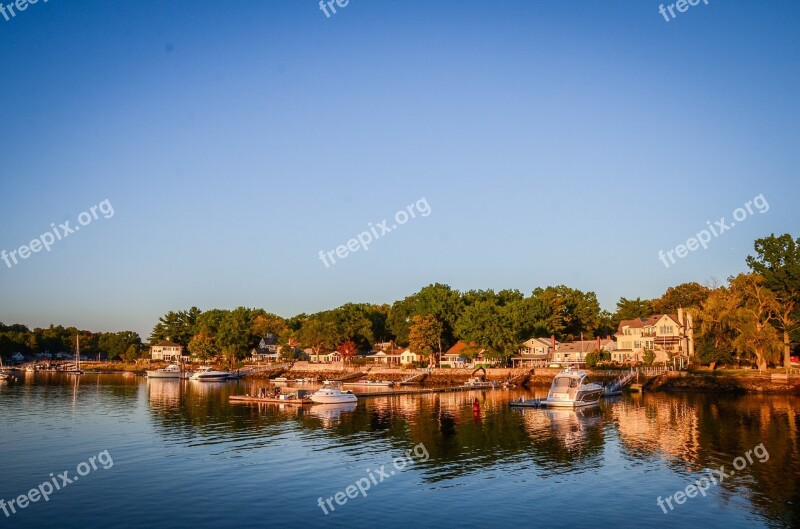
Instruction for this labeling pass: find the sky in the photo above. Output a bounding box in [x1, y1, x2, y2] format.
[0, 0, 798, 339]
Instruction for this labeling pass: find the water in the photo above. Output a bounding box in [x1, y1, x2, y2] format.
[0, 374, 797, 528]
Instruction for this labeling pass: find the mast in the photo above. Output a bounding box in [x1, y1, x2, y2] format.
[76, 335, 81, 371]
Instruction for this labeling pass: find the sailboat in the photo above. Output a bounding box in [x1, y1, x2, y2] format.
[64, 336, 84, 375]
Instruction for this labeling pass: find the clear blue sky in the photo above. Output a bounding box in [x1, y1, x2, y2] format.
[1, 1, 798, 339]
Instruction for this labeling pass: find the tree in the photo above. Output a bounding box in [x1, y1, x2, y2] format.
[251, 313, 287, 340]
[408, 315, 443, 365]
[124, 344, 141, 361]
[455, 300, 519, 362]
[746, 233, 800, 368]
[527, 286, 601, 340]
[297, 317, 342, 358]
[216, 307, 259, 367]
[709, 274, 783, 371]
[615, 297, 654, 322]
[337, 340, 358, 364]
[149, 307, 201, 346]
[643, 349, 656, 366]
[388, 284, 463, 348]
[698, 287, 738, 369]
[652, 282, 711, 314]
[188, 332, 215, 361]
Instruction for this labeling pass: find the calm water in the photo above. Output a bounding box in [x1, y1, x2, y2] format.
[0, 373, 798, 528]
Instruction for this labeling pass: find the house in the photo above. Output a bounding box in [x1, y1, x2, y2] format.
[551, 338, 616, 366]
[307, 349, 342, 363]
[372, 350, 402, 364]
[11, 352, 25, 364]
[400, 348, 420, 365]
[251, 335, 280, 362]
[613, 309, 694, 364]
[440, 341, 470, 367]
[35, 352, 52, 360]
[511, 337, 559, 367]
[150, 339, 185, 361]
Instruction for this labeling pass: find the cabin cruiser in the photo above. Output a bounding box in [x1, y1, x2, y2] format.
[510, 368, 603, 408]
[309, 382, 357, 404]
[190, 366, 230, 382]
[146, 364, 187, 379]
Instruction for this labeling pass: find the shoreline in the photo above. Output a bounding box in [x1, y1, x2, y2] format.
[18, 362, 799, 395]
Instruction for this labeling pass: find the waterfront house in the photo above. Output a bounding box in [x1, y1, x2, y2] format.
[251, 335, 280, 362]
[551, 338, 615, 366]
[11, 352, 25, 364]
[149, 339, 185, 362]
[400, 348, 420, 365]
[511, 337, 559, 367]
[613, 309, 694, 364]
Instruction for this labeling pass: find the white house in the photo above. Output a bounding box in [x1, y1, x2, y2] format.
[400, 348, 420, 365]
[150, 340, 185, 361]
[551, 338, 616, 366]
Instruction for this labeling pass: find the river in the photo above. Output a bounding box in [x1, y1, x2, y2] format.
[0, 373, 797, 528]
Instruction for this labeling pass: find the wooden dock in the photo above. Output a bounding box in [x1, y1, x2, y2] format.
[229, 395, 312, 406]
[353, 385, 490, 398]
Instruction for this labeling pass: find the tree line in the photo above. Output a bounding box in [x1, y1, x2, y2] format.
[2, 234, 797, 369]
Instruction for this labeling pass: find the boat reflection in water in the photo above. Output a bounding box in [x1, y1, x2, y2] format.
[307, 401, 358, 427]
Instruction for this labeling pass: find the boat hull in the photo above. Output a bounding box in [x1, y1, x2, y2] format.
[147, 371, 181, 379]
[309, 394, 358, 404]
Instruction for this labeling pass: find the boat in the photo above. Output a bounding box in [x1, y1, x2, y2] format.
[272, 376, 289, 382]
[146, 364, 186, 379]
[63, 336, 84, 375]
[189, 366, 230, 382]
[309, 382, 358, 404]
[463, 377, 495, 388]
[0, 356, 12, 381]
[510, 368, 603, 408]
[342, 380, 395, 387]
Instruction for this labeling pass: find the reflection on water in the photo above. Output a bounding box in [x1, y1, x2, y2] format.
[1, 375, 798, 528]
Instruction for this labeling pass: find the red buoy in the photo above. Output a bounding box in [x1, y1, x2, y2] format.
[472, 397, 480, 413]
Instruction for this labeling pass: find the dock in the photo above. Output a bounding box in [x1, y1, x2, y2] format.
[229, 395, 312, 405]
[352, 385, 491, 398]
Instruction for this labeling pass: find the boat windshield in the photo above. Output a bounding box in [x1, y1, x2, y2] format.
[553, 377, 574, 389]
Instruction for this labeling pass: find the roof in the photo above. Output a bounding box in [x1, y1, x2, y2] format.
[152, 340, 182, 348]
[617, 314, 679, 331]
[557, 340, 610, 353]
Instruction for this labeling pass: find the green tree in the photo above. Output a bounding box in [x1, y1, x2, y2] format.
[643, 349, 656, 366]
[651, 282, 711, 314]
[746, 233, 800, 368]
[408, 315, 443, 365]
[188, 332, 215, 361]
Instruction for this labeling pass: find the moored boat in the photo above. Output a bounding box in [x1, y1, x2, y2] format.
[309, 382, 357, 404]
[510, 368, 602, 408]
[146, 364, 186, 379]
[190, 366, 230, 382]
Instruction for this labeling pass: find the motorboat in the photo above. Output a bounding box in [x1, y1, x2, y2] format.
[146, 364, 186, 379]
[309, 382, 358, 404]
[342, 380, 395, 387]
[510, 368, 603, 408]
[190, 366, 230, 382]
[463, 377, 495, 388]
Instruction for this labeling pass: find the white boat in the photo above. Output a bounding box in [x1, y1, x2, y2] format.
[309, 382, 358, 404]
[147, 364, 186, 379]
[342, 380, 395, 387]
[511, 368, 603, 408]
[272, 376, 289, 382]
[463, 377, 495, 388]
[190, 366, 230, 382]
